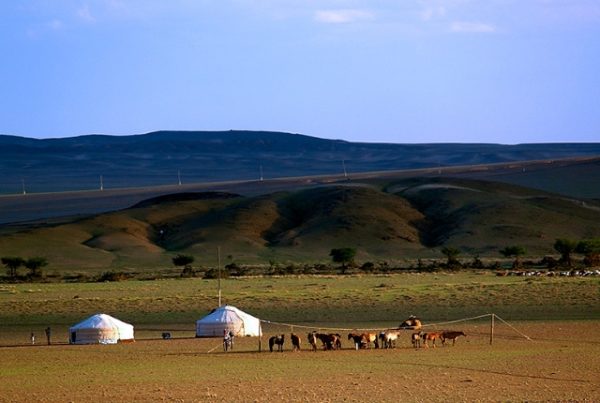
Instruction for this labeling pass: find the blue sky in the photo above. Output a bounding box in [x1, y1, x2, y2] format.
[1, 1, 599, 143]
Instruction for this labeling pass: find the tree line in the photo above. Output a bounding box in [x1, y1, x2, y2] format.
[1, 257, 48, 280]
[2, 237, 599, 282]
[169, 237, 600, 278]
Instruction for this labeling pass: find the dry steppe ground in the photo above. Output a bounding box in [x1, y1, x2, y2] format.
[1, 273, 598, 402]
[1, 321, 599, 402]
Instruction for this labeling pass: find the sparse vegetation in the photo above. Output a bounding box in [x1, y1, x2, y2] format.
[96, 271, 129, 282]
[172, 254, 195, 277]
[500, 246, 527, 268]
[576, 238, 600, 267]
[329, 248, 357, 274]
[2, 257, 25, 279]
[441, 247, 461, 269]
[554, 239, 578, 267]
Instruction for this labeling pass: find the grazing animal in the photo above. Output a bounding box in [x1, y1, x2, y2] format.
[290, 333, 301, 351]
[399, 315, 422, 330]
[315, 333, 340, 350]
[361, 332, 380, 349]
[348, 332, 368, 349]
[381, 330, 401, 349]
[411, 332, 422, 348]
[307, 332, 318, 351]
[441, 331, 466, 346]
[161, 332, 171, 340]
[422, 332, 442, 348]
[269, 334, 285, 352]
[332, 333, 342, 350]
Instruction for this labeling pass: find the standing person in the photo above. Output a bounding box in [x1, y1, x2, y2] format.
[30, 332, 35, 345]
[45, 327, 51, 345]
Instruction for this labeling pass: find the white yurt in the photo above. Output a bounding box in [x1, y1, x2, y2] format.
[69, 313, 134, 345]
[196, 305, 261, 337]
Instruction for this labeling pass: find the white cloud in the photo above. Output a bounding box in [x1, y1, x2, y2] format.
[314, 9, 375, 24]
[450, 21, 496, 33]
[77, 4, 96, 23]
[47, 19, 64, 31]
[421, 5, 446, 21]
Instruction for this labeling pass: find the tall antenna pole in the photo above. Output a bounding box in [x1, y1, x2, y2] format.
[177, 170, 182, 186]
[100, 175, 104, 191]
[259, 165, 263, 182]
[217, 246, 222, 307]
[342, 160, 348, 179]
[21, 178, 26, 195]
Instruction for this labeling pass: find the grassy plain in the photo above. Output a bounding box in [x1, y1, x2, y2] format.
[1, 273, 599, 401]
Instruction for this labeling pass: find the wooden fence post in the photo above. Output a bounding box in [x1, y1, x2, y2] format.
[258, 323, 262, 352]
[489, 313, 495, 345]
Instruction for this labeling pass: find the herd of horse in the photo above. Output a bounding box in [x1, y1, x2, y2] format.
[267, 316, 467, 352]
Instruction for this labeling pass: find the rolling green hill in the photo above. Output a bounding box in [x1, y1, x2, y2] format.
[1, 177, 599, 274]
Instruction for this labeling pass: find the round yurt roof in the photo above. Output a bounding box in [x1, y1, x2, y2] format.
[196, 305, 261, 337]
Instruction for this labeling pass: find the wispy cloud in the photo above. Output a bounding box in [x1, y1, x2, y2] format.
[450, 21, 496, 33]
[314, 9, 375, 24]
[421, 5, 446, 21]
[47, 19, 64, 31]
[77, 4, 96, 23]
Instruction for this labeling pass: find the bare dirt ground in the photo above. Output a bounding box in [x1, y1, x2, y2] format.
[1, 321, 599, 402]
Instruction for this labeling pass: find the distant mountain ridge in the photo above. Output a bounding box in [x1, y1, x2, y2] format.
[1, 130, 600, 194]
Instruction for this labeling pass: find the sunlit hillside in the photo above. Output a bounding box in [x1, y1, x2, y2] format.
[1, 176, 599, 274]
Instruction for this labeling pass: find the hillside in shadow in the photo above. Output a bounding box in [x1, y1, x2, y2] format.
[1, 177, 599, 272]
[2, 130, 600, 194]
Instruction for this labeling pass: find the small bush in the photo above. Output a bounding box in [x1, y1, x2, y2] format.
[97, 271, 129, 282]
[583, 253, 600, 267]
[361, 262, 376, 272]
[180, 266, 194, 278]
[539, 256, 558, 268]
[470, 256, 485, 269]
[226, 263, 249, 277]
[203, 268, 229, 279]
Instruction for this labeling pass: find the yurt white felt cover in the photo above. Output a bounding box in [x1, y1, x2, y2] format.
[69, 313, 134, 344]
[196, 305, 261, 337]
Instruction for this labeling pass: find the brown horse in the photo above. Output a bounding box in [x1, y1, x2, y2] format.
[269, 334, 285, 352]
[316, 333, 340, 350]
[441, 331, 466, 346]
[290, 333, 301, 351]
[361, 332, 379, 349]
[422, 332, 442, 348]
[399, 315, 422, 330]
[348, 332, 368, 349]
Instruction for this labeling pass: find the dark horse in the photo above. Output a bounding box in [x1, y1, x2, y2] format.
[290, 333, 301, 351]
[269, 334, 285, 352]
[316, 333, 341, 350]
[308, 332, 318, 351]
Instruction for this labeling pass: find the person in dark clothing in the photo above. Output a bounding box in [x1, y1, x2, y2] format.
[45, 327, 51, 345]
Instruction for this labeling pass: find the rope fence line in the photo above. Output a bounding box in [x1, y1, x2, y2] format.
[259, 313, 532, 342]
[207, 342, 223, 353]
[259, 320, 378, 332]
[494, 314, 532, 341]
[420, 313, 492, 329]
